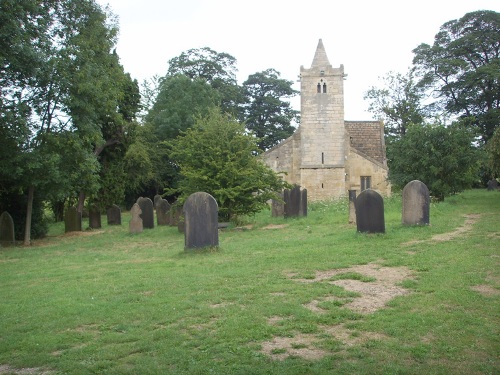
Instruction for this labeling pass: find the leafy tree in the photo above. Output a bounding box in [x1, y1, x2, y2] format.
[242, 69, 299, 150]
[412, 10, 500, 142]
[364, 69, 430, 138]
[387, 122, 479, 200]
[486, 127, 500, 179]
[168, 108, 289, 221]
[166, 47, 244, 116]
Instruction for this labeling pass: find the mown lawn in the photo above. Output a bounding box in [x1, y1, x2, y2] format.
[0, 189, 498, 374]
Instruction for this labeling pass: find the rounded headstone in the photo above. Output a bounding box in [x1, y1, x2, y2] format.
[183, 192, 219, 250]
[355, 189, 385, 233]
[402, 180, 430, 226]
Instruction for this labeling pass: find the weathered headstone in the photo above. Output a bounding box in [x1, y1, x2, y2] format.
[156, 199, 170, 226]
[355, 189, 385, 233]
[88, 207, 101, 229]
[106, 204, 121, 225]
[271, 192, 284, 217]
[183, 192, 219, 250]
[137, 197, 154, 229]
[154, 194, 162, 208]
[64, 206, 82, 233]
[348, 190, 357, 224]
[0, 211, 15, 247]
[487, 179, 499, 191]
[284, 185, 301, 217]
[299, 188, 308, 217]
[169, 203, 182, 227]
[402, 180, 430, 226]
[129, 203, 143, 234]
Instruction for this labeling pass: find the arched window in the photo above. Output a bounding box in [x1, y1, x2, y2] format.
[317, 83, 321, 93]
[323, 83, 327, 93]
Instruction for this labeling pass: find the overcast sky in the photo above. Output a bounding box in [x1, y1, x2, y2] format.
[97, 0, 499, 120]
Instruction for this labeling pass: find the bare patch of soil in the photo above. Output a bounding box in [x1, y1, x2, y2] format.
[260, 333, 328, 361]
[470, 285, 500, 297]
[262, 224, 287, 230]
[0, 365, 52, 375]
[321, 324, 389, 347]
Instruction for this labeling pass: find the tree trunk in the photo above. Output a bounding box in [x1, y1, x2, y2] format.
[77, 191, 86, 214]
[23, 185, 35, 246]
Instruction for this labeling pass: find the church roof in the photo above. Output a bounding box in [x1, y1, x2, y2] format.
[346, 121, 387, 167]
[311, 39, 331, 68]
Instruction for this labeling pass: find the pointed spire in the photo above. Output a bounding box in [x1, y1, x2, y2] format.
[311, 39, 331, 68]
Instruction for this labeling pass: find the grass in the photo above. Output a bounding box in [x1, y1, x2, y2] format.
[0, 189, 499, 374]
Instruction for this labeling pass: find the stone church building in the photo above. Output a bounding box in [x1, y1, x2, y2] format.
[262, 39, 391, 201]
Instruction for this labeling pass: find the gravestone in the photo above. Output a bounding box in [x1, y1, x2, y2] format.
[129, 203, 143, 234]
[106, 204, 121, 225]
[487, 179, 499, 191]
[271, 192, 284, 217]
[348, 190, 357, 224]
[299, 188, 308, 217]
[0, 211, 15, 247]
[154, 194, 162, 208]
[88, 207, 101, 229]
[402, 180, 430, 226]
[64, 206, 82, 233]
[284, 185, 301, 217]
[169, 203, 182, 227]
[156, 199, 170, 226]
[183, 192, 218, 250]
[137, 197, 154, 229]
[355, 189, 385, 233]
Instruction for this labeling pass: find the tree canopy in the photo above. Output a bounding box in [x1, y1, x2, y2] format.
[167, 108, 289, 221]
[412, 10, 500, 142]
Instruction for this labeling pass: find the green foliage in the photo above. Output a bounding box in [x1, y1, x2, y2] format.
[412, 10, 500, 142]
[242, 68, 299, 150]
[486, 127, 500, 178]
[364, 69, 430, 137]
[387, 122, 479, 200]
[168, 108, 289, 221]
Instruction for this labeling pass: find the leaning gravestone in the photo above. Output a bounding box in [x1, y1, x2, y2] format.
[0, 211, 15, 247]
[129, 203, 143, 234]
[64, 206, 82, 233]
[88, 207, 101, 229]
[402, 180, 430, 226]
[156, 199, 170, 226]
[183, 192, 219, 250]
[137, 197, 154, 229]
[106, 204, 121, 225]
[355, 189, 385, 233]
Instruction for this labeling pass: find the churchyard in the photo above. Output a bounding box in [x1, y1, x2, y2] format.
[0, 189, 498, 374]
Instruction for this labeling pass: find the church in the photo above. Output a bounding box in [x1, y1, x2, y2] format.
[262, 39, 391, 201]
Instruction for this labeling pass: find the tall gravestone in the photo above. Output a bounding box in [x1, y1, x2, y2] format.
[129, 203, 143, 234]
[284, 185, 301, 217]
[402, 180, 430, 226]
[271, 192, 284, 217]
[88, 207, 101, 229]
[169, 203, 182, 227]
[154, 194, 162, 208]
[183, 192, 219, 250]
[106, 204, 121, 225]
[355, 189, 385, 233]
[0, 211, 15, 247]
[348, 190, 357, 224]
[299, 188, 308, 217]
[137, 197, 154, 229]
[156, 199, 170, 226]
[64, 206, 82, 233]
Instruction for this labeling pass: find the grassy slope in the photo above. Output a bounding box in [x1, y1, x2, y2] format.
[0, 189, 498, 374]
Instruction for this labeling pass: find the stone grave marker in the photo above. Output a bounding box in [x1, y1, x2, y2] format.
[137, 197, 154, 229]
[0, 211, 15, 247]
[402, 180, 430, 226]
[299, 188, 308, 217]
[156, 199, 170, 226]
[487, 179, 499, 191]
[271, 192, 284, 217]
[284, 185, 301, 217]
[129, 203, 143, 234]
[183, 192, 218, 250]
[355, 189, 385, 233]
[88, 207, 101, 229]
[169, 203, 182, 227]
[64, 206, 82, 233]
[348, 190, 357, 224]
[106, 204, 121, 225]
[154, 194, 162, 208]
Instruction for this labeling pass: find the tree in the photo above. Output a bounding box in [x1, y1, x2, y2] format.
[242, 69, 299, 150]
[167, 108, 290, 221]
[387, 122, 479, 200]
[166, 47, 244, 116]
[412, 10, 500, 142]
[486, 127, 500, 179]
[364, 69, 430, 138]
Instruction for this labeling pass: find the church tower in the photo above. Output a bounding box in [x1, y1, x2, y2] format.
[299, 39, 347, 199]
